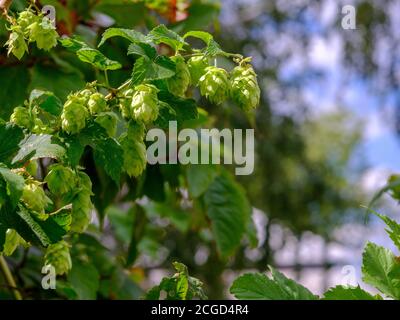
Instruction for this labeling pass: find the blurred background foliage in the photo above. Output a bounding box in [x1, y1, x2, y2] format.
[0, 0, 397, 299]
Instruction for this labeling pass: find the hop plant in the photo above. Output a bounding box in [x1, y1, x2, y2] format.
[187, 55, 209, 85]
[22, 181, 51, 213]
[131, 84, 159, 124]
[145, 0, 170, 13]
[120, 134, 147, 178]
[10, 106, 32, 129]
[28, 17, 58, 51]
[17, 10, 40, 33]
[44, 240, 72, 275]
[230, 64, 261, 111]
[70, 172, 93, 233]
[168, 55, 191, 97]
[127, 120, 146, 141]
[61, 95, 89, 134]
[95, 112, 118, 137]
[45, 164, 76, 195]
[88, 93, 108, 115]
[199, 66, 230, 105]
[5, 26, 28, 60]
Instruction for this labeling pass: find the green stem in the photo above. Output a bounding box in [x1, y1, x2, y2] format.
[105, 78, 132, 101]
[0, 255, 22, 300]
[104, 70, 110, 87]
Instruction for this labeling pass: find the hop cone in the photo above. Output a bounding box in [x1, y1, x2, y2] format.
[95, 112, 118, 137]
[168, 55, 191, 97]
[22, 181, 51, 213]
[230, 64, 260, 111]
[61, 95, 89, 134]
[121, 134, 147, 178]
[44, 240, 72, 275]
[88, 93, 108, 115]
[45, 164, 76, 195]
[28, 17, 58, 51]
[131, 84, 159, 124]
[119, 89, 134, 119]
[5, 26, 28, 60]
[127, 120, 146, 140]
[17, 10, 40, 33]
[10, 106, 32, 129]
[199, 66, 230, 105]
[70, 172, 93, 233]
[187, 55, 208, 85]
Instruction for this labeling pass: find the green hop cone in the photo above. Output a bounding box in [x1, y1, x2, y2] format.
[70, 172, 93, 233]
[199, 66, 230, 105]
[187, 55, 209, 86]
[44, 240, 72, 275]
[28, 17, 58, 51]
[61, 95, 89, 134]
[120, 134, 147, 178]
[119, 89, 134, 119]
[88, 93, 108, 115]
[167, 55, 191, 97]
[26, 160, 38, 177]
[45, 164, 76, 195]
[230, 64, 260, 111]
[22, 181, 51, 213]
[17, 10, 40, 33]
[127, 120, 146, 140]
[95, 112, 118, 137]
[10, 106, 33, 129]
[5, 26, 28, 60]
[131, 84, 159, 124]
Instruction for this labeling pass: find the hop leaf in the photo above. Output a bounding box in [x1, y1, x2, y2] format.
[10, 106, 33, 129]
[28, 17, 59, 51]
[120, 134, 147, 178]
[187, 55, 209, 85]
[45, 164, 77, 195]
[199, 66, 230, 105]
[21, 180, 51, 213]
[70, 172, 93, 233]
[230, 64, 260, 111]
[61, 95, 89, 134]
[131, 84, 159, 124]
[5, 26, 28, 60]
[127, 120, 146, 140]
[88, 93, 108, 115]
[167, 55, 191, 97]
[95, 112, 118, 137]
[2, 229, 27, 256]
[44, 240, 72, 275]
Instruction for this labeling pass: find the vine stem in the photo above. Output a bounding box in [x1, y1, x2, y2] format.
[105, 78, 132, 100]
[0, 255, 22, 300]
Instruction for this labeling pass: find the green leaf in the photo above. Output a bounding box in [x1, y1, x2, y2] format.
[362, 242, 400, 299]
[157, 91, 198, 125]
[0, 123, 24, 165]
[230, 268, 318, 300]
[12, 134, 65, 165]
[77, 48, 122, 71]
[29, 89, 62, 116]
[376, 214, 400, 252]
[60, 37, 122, 71]
[99, 28, 147, 47]
[204, 170, 251, 257]
[68, 260, 100, 300]
[183, 30, 225, 57]
[93, 138, 124, 185]
[127, 42, 157, 59]
[0, 165, 24, 210]
[186, 164, 218, 198]
[148, 25, 187, 52]
[131, 56, 176, 85]
[0, 65, 30, 120]
[323, 285, 379, 300]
